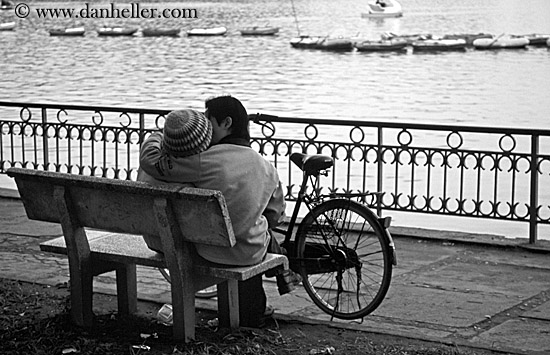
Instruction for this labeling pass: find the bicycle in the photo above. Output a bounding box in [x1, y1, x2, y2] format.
[274, 152, 396, 319]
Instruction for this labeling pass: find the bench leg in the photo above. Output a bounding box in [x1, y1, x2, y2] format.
[217, 279, 239, 329]
[115, 264, 137, 315]
[69, 271, 94, 328]
[171, 286, 196, 342]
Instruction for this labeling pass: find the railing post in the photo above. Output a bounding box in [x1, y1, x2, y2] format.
[41, 107, 49, 171]
[377, 126, 383, 216]
[139, 113, 145, 149]
[529, 134, 539, 244]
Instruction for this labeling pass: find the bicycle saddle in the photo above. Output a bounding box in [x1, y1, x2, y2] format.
[290, 153, 333, 174]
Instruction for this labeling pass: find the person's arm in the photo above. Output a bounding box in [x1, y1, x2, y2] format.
[139, 132, 167, 178]
[264, 180, 286, 228]
[139, 132, 202, 182]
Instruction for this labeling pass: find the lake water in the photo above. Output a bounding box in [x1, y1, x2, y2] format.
[1, 0, 550, 126]
[1, 0, 550, 239]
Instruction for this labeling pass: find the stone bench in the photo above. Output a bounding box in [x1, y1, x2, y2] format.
[7, 168, 288, 342]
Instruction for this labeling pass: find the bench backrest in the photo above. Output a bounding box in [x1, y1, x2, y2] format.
[6, 168, 236, 248]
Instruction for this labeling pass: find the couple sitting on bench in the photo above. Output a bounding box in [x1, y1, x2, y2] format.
[138, 95, 300, 328]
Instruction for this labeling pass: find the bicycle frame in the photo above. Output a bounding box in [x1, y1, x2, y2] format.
[274, 164, 397, 269]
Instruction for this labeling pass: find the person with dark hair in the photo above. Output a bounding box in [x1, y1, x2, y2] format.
[204, 95, 250, 143]
[138, 97, 298, 327]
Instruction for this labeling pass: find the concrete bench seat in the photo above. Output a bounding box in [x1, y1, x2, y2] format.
[41, 230, 285, 281]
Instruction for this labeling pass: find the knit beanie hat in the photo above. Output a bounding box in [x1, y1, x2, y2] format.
[162, 109, 212, 157]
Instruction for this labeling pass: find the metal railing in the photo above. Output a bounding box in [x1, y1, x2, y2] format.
[1, 101, 549, 243]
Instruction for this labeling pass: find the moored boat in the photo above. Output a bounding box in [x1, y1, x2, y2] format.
[290, 35, 353, 51]
[187, 26, 227, 36]
[412, 39, 467, 52]
[512, 33, 550, 46]
[473, 36, 529, 49]
[381, 32, 432, 44]
[317, 37, 354, 51]
[290, 35, 325, 49]
[354, 38, 407, 52]
[49, 27, 86, 36]
[0, 21, 15, 31]
[0, 0, 13, 10]
[361, 0, 403, 18]
[442, 33, 492, 46]
[239, 26, 279, 36]
[97, 27, 138, 36]
[142, 28, 180, 37]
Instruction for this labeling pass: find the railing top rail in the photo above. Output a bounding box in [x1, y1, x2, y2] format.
[250, 113, 550, 136]
[1, 101, 550, 137]
[0, 101, 170, 116]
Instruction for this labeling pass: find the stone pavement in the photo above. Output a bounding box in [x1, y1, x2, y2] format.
[1, 192, 550, 354]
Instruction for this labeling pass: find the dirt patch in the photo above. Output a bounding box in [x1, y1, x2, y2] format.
[0, 279, 505, 355]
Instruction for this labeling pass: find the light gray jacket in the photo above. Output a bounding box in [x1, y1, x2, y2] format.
[139, 132, 285, 266]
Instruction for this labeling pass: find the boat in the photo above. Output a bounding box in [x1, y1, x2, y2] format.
[412, 39, 467, 52]
[361, 0, 403, 18]
[288, 0, 352, 51]
[354, 38, 407, 52]
[239, 26, 279, 36]
[290, 35, 325, 48]
[97, 27, 138, 36]
[142, 28, 180, 37]
[0, 21, 15, 31]
[186, 26, 227, 36]
[442, 33, 493, 46]
[317, 37, 354, 51]
[511, 33, 550, 46]
[290, 35, 353, 51]
[473, 36, 529, 50]
[49, 27, 86, 36]
[0, 0, 13, 10]
[381, 32, 432, 44]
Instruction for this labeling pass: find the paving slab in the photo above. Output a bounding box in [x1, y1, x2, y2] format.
[0, 251, 68, 284]
[400, 258, 550, 297]
[377, 283, 518, 328]
[471, 318, 550, 353]
[523, 300, 550, 322]
[0, 198, 61, 237]
[390, 238, 466, 276]
[466, 248, 550, 271]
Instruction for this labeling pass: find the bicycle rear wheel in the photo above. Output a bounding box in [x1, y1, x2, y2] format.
[295, 199, 392, 319]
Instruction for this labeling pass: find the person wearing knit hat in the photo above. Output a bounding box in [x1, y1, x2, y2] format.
[139, 96, 292, 328]
[161, 109, 212, 157]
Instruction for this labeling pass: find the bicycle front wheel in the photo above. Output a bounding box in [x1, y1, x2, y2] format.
[295, 199, 392, 320]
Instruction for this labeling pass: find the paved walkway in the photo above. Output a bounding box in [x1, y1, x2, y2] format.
[1, 193, 549, 354]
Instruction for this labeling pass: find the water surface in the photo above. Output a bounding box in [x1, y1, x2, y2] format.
[1, 0, 549, 127]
